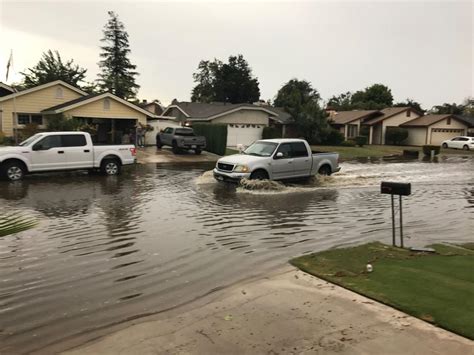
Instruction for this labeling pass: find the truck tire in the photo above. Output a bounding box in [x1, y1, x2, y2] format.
[156, 137, 163, 149]
[1, 161, 26, 181]
[318, 165, 332, 176]
[250, 169, 268, 180]
[101, 159, 121, 176]
[195, 149, 202, 155]
[172, 141, 179, 154]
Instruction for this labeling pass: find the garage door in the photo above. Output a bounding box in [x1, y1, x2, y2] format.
[227, 124, 264, 147]
[430, 128, 465, 145]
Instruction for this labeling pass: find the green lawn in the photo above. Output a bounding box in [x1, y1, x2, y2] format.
[290, 242, 474, 339]
[311, 145, 474, 160]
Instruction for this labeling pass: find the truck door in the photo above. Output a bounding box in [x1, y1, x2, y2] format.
[290, 142, 311, 177]
[30, 135, 66, 171]
[271, 143, 294, 179]
[61, 134, 94, 169]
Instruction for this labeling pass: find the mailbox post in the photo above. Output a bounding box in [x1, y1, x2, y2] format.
[381, 182, 411, 247]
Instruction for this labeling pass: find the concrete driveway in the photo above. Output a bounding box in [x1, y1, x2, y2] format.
[137, 146, 220, 164]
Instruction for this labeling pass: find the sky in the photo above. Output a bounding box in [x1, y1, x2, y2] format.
[0, 0, 472, 109]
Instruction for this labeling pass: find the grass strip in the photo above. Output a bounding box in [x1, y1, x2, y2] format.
[290, 242, 474, 339]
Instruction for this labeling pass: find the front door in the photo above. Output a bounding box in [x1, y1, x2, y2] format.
[30, 135, 66, 171]
[61, 134, 94, 169]
[271, 143, 294, 179]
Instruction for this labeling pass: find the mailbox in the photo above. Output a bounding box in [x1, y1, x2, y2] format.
[381, 182, 411, 196]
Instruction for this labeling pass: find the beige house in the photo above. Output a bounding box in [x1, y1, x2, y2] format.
[162, 101, 293, 146]
[401, 114, 469, 145]
[329, 110, 380, 140]
[0, 80, 156, 143]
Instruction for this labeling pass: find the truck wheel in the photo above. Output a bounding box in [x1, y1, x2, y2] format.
[195, 149, 202, 155]
[250, 169, 268, 180]
[318, 165, 332, 176]
[101, 159, 121, 176]
[156, 137, 163, 149]
[1, 161, 25, 181]
[442, 143, 448, 149]
[172, 141, 179, 154]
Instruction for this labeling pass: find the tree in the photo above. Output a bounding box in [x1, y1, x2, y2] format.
[191, 54, 260, 104]
[327, 92, 353, 111]
[20, 50, 87, 89]
[97, 11, 139, 100]
[328, 83, 394, 110]
[274, 79, 331, 144]
[393, 98, 424, 113]
[431, 103, 464, 115]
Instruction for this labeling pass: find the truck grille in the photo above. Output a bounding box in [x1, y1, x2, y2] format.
[217, 163, 234, 172]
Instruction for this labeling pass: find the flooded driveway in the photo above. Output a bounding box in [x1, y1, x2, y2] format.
[0, 156, 473, 353]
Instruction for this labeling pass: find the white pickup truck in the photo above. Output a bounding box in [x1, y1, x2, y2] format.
[0, 132, 136, 181]
[213, 139, 340, 182]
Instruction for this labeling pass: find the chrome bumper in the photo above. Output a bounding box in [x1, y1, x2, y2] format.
[213, 168, 251, 182]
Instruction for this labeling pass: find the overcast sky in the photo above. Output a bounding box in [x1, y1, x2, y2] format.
[1, 0, 472, 108]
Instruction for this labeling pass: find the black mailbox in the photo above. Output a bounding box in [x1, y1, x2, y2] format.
[381, 182, 411, 196]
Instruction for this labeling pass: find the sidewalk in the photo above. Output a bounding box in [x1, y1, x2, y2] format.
[136, 146, 219, 164]
[63, 266, 472, 354]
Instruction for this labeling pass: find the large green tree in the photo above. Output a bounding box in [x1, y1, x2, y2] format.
[431, 102, 465, 115]
[97, 11, 139, 99]
[328, 83, 394, 110]
[274, 79, 331, 143]
[20, 50, 87, 89]
[393, 98, 424, 113]
[191, 54, 260, 104]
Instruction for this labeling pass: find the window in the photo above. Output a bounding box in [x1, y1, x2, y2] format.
[17, 113, 43, 125]
[103, 98, 110, 110]
[33, 135, 62, 150]
[275, 143, 292, 159]
[55, 87, 63, 99]
[291, 142, 308, 157]
[61, 134, 87, 147]
[447, 117, 451, 125]
[347, 124, 358, 138]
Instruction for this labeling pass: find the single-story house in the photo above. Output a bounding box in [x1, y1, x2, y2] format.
[0, 82, 16, 97]
[0, 80, 158, 144]
[456, 115, 474, 136]
[161, 101, 294, 146]
[329, 110, 381, 140]
[400, 114, 470, 145]
[140, 99, 164, 115]
[362, 107, 423, 144]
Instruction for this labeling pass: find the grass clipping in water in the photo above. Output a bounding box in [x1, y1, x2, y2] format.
[239, 178, 286, 191]
[0, 214, 37, 237]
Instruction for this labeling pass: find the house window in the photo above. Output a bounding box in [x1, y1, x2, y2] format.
[17, 113, 43, 125]
[104, 98, 111, 110]
[55, 87, 63, 99]
[347, 124, 358, 138]
[447, 117, 451, 125]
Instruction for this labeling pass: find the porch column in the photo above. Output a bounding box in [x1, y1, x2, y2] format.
[369, 126, 373, 144]
[282, 124, 286, 138]
[344, 125, 348, 140]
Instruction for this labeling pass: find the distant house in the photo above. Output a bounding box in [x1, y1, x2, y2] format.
[0, 80, 158, 143]
[161, 101, 294, 146]
[400, 114, 470, 145]
[140, 100, 164, 115]
[329, 110, 381, 140]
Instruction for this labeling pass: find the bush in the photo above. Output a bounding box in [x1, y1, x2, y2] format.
[262, 127, 282, 139]
[45, 113, 82, 131]
[422, 145, 440, 156]
[192, 123, 227, 155]
[0, 131, 4, 145]
[385, 127, 409, 145]
[354, 135, 367, 147]
[340, 140, 356, 147]
[321, 129, 345, 145]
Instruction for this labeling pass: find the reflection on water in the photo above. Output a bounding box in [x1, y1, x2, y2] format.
[0, 158, 473, 353]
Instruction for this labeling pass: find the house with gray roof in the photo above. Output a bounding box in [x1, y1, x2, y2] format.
[161, 101, 294, 147]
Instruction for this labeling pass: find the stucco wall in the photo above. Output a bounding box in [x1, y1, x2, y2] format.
[66, 98, 147, 125]
[404, 127, 427, 145]
[430, 118, 467, 130]
[0, 84, 83, 136]
[213, 109, 269, 125]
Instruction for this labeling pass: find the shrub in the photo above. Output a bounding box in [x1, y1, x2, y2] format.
[192, 123, 227, 155]
[321, 129, 345, 146]
[340, 140, 356, 147]
[45, 113, 82, 131]
[262, 127, 282, 139]
[354, 135, 367, 147]
[0, 131, 4, 145]
[422, 145, 440, 156]
[385, 127, 409, 145]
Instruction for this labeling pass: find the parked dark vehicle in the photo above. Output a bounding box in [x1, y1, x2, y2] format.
[156, 127, 207, 154]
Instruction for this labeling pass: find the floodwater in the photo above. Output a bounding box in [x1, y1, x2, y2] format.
[0, 156, 473, 353]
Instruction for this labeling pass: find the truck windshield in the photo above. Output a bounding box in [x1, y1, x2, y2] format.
[19, 133, 43, 146]
[243, 141, 278, 157]
[175, 129, 195, 136]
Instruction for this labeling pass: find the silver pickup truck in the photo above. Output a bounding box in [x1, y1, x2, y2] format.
[156, 127, 206, 154]
[214, 139, 340, 182]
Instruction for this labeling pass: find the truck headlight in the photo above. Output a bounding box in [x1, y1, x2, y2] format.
[233, 165, 249, 173]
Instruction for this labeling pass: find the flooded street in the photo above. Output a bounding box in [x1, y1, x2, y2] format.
[1, 156, 473, 353]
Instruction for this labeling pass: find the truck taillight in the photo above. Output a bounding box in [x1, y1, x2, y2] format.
[130, 147, 137, 156]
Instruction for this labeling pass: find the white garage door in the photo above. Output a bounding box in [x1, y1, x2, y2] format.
[227, 124, 264, 147]
[430, 128, 465, 145]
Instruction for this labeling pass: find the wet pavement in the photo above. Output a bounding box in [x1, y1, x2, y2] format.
[137, 146, 219, 164]
[0, 156, 473, 353]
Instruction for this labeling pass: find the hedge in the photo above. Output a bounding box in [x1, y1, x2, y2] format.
[355, 135, 367, 147]
[262, 127, 282, 139]
[192, 123, 228, 155]
[385, 127, 409, 145]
